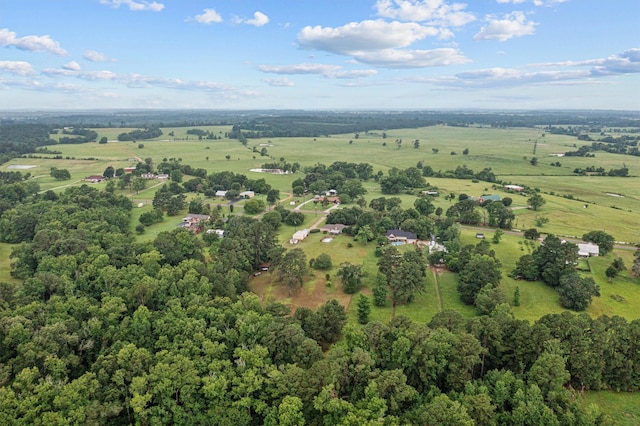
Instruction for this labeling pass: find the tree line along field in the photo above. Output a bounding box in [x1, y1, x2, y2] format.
[9, 123, 640, 241]
[2, 119, 640, 423]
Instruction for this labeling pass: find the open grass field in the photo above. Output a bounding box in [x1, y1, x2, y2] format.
[581, 391, 640, 425]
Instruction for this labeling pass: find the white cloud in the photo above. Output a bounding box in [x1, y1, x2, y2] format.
[258, 63, 342, 75]
[193, 9, 223, 25]
[299, 20, 440, 54]
[0, 28, 67, 55]
[297, 20, 468, 68]
[0, 61, 35, 76]
[244, 11, 270, 27]
[258, 63, 378, 79]
[84, 50, 113, 62]
[99, 0, 164, 12]
[496, 0, 526, 3]
[420, 49, 640, 89]
[63, 61, 81, 71]
[262, 77, 294, 87]
[39, 64, 257, 99]
[535, 49, 640, 76]
[352, 47, 470, 68]
[375, 0, 475, 27]
[533, 0, 569, 6]
[474, 11, 537, 41]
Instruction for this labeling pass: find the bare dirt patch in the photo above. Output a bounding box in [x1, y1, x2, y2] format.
[250, 272, 353, 312]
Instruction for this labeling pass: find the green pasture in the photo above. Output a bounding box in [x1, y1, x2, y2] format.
[582, 391, 640, 426]
[0, 243, 19, 284]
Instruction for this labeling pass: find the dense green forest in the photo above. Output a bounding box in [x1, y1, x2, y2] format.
[0, 182, 638, 424]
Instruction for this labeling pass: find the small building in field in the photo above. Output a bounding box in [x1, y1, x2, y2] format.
[423, 190, 439, 196]
[215, 190, 227, 198]
[385, 229, 418, 245]
[124, 167, 136, 173]
[239, 191, 255, 199]
[290, 229, 310, 244]
[206, 229, 225, 238]
[476, 233, 485, 239]
[478, 194, 501, 204]
[578, 243, 600, 257]
[504, 184, 524, 192]
[321, 224, 347, 235]
[84, 175, 105, 183]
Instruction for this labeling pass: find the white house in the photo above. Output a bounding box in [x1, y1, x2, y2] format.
[215, 190, 227, 197]
[578, 243, 600, 257]
[504, 184, 524, 192]
[290, 229, 310, 244]
[239, 191, 255, 199]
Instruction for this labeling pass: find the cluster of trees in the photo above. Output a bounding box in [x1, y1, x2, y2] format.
[49, 167, 71, 181]
[58, 128, 98, 144]
[0, 172, 40, 218]
[572, 165, 629, 177]
[0, 123, 56, 163]
[185, 128, 220, 139]
[117, 127, 163, 141]
[512, 235, 601, 311]
[379, 167, 425, 194]
[292, 161, 373, 201]
[441, 165, 497, 183]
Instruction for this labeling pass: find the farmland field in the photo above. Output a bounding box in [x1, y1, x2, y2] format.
[3, 123, 639, 317]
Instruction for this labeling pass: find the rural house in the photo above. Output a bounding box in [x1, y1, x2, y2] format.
[385, 229, 418, 245]
[84, 175, 105, 183]
[178, 214, 210, 232]
[578, 243, 600, 257]
[290, 229, 310, 244]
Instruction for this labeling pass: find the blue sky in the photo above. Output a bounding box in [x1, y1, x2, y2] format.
[1, 0, 638, 110]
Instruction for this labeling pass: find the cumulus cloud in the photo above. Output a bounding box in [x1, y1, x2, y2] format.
[375, 0, 476, 27]
[243, 11, 270, 27]
[299, 20, 441, 54]
[353, 47, 469, 68]
[63, 61, 81, 71]
[0, 28, 67, 55]
[0, 60, 35, 76]
[193, 9, 223, 24]
[233, 11, 269, 27]
[99, 0, 164, 12]
[262, 77, 294, 87]
[84, 50, 113, 62]
[297, 20, 468, 68]
[474, 11, 537, 41]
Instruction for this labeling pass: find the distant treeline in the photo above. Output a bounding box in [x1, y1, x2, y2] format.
[117, 127, 163, 141]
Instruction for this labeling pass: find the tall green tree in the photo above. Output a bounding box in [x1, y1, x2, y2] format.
[528, 193, 546, 211]
[276, 248, 307, 295]
[457, 254, 502, 305]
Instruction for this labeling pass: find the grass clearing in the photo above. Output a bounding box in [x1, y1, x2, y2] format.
[581, 391, 640, 425]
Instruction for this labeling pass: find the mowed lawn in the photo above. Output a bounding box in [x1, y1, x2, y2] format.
[581, 391, 640, 426]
